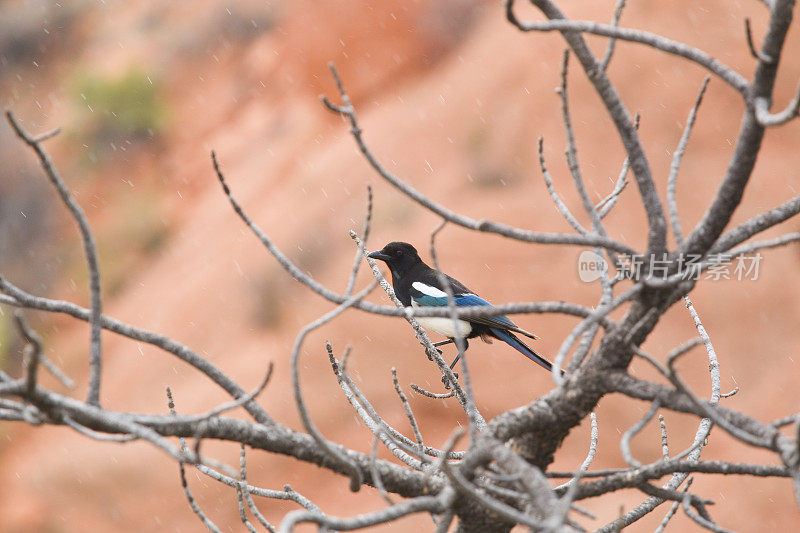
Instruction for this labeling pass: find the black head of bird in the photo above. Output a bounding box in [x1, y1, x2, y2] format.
[367, 241, 424, 279]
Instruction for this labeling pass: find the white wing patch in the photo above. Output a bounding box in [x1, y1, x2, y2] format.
[412, 281, 448, 298]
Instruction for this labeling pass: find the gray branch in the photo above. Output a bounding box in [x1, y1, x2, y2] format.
[5, 111, 104, 406]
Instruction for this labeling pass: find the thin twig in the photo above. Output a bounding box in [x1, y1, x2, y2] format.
[239, 444, 277, 532]
[291, 283, 378, 492]
[235, 479, 259, 533]
[667, 77, 710, 244]
[621, 401, 660, 468]
[681, 491, 732, 532]
[278, 494, 447, 532]
[392, 368, 425, 462]
[428, 220, 482, 437]
[194, 362, 274, 421]
[727, 232, 800, 258]
[345, 184, 373, 297]
[710, 195, 800, 254]
[506, 1, 749, 93]
[38, 353, 75, 389]
[754, 82, 800, 126]
[328, 343, 428, 469]
[557, 50, 609, 241]
[370, 434, 395, 505]
[599, 0, 627, 71]
[744, 18, 774, 63]
[13, 312, 43, 396]
[165, 388, 221, 533]
[61, 413, 137, 443]
[6, 111, 104, 406]
[537, 136, 586, 234]
[654, 478, 693, 533]
[195, 459, 324, 517]
[552, 412, 598, 527]
[596, 114, 639, 218]
[0, 277, 276, 426]
[321, 63, 637, 256]
[410, 383, 455, 399]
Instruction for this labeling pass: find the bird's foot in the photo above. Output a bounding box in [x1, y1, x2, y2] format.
[424, 347, 443, 361]
[442, 372, 459, 390]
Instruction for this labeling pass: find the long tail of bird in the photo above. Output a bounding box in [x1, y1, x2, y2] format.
[490, 328, 553, 372]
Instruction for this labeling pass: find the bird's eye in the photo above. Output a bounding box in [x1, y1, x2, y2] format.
[396, 250, 403, 256]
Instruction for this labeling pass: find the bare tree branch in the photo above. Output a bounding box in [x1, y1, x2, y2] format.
[507, 0, 669, 257]
[278, 493, 450, 532]
[744, 18, 774, 63]
[667, 77, 710, 244]
[291, 283, 379, 492]
[679, 0, 796, 257]
[654, 478, 693, 533]
[506, 1, 749, 93]
[321, 63, 638, 256]
[621, 400, 660, 468]
[710, 195, 800, 254]
[552, 412, 598, 527]
[599, 0, 627, 71]
[13, 312, 43, 397]
[537, 136, 586, 234]
[5, 110, 104, 406]
[392, 368, 425, 462]
[167, 388, 222, 533]
[239, 445, 277, 533]
[755, 79, 800, 126]
[0, 277, 276, 426]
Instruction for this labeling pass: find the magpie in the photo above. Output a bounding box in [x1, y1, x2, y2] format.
[368, 241, 553, 372]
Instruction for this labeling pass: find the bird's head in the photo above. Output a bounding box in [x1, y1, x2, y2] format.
[368, 241, 422, 278]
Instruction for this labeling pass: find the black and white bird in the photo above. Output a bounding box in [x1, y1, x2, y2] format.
[368, 241, 552, 372]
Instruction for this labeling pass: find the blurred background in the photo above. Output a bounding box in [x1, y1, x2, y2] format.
[1, 0, 798, 531]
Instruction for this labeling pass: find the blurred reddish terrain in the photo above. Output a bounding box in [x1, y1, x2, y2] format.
[1, 0, 799, 531]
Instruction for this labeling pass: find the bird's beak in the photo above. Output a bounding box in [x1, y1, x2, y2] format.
[368, 250, 391, 262]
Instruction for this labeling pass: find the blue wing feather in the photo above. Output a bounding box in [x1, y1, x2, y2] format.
[411, 293, 447, 307]
[453, 293, 491, 306]
[410, 286, 517, 328]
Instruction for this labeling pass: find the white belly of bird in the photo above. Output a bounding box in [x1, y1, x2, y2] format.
[415, 317, 472, 339]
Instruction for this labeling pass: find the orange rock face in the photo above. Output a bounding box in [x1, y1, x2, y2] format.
[1, 0, 799, 531]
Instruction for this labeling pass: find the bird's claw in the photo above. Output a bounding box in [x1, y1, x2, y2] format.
[442, 372, 459, 390]
[424, 347, 443, 361]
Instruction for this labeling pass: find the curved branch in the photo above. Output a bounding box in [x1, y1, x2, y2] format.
[6, 110, 104, 406]
[321, 63, 637, 256]
[709, 195, 800, 254]
[680, 0, 795, 257]
[279, 493, 448, 532]
[507, 0, 668, 256]
[1, 379, 440, 498]
[290, 284, 378, 492]
[505, 1, 748, 93]
[754, 80, 800, 126]
[667, 77, 710, 245]
[0, 277, 276, 426]
[573, 460, 789, 500]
